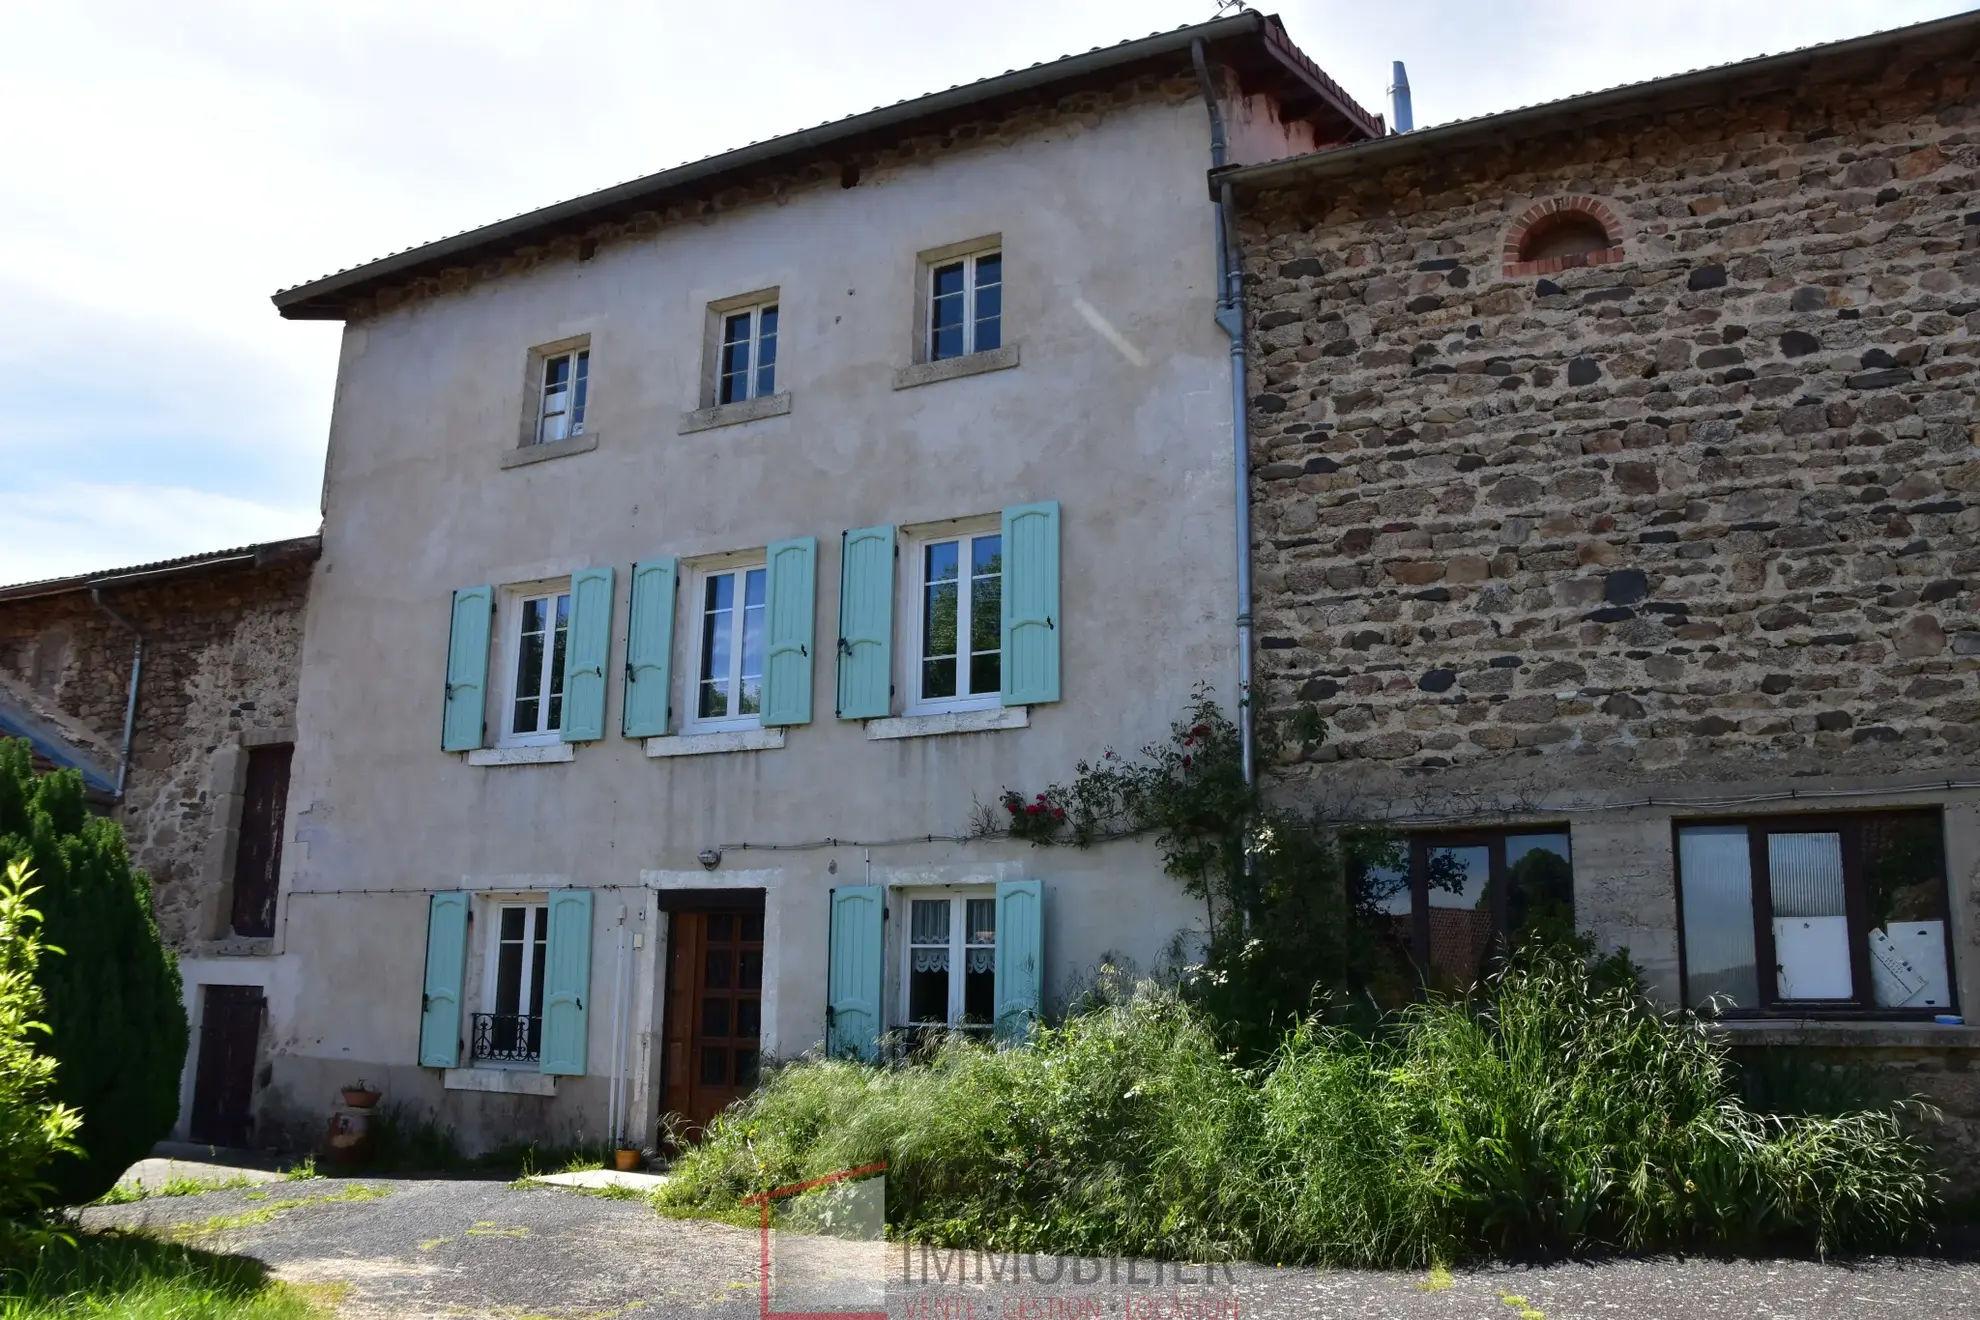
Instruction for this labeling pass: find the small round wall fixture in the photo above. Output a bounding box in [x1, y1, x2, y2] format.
[1502, 196, 1626, 278]
[698, 848, 722, 870]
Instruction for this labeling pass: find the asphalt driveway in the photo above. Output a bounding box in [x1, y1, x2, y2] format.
[80, 1173, 1980, 1319]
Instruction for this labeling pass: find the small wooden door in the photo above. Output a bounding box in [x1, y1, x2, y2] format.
[189, 985, 264, 1147]
[230, 744, 292, 938]
[663, 910, 764, 1132]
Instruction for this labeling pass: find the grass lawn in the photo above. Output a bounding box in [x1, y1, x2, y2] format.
[0, 1230, 332, 1319]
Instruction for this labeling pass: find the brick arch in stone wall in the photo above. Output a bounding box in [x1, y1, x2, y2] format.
[1501, 195, 1626, 278]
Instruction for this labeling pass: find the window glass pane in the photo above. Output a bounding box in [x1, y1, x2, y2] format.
[972, 253, 1001, 291]
[701, 997, 730, 1039]
[546, 594, 569, 731]
[1504, 833, 1573, 948]
[931, 262, 966, 360]
[528, 909, 548, 1018]
[700, 1046, 728, 1086]
[704, 949, 732, 990]
[910, 899, 950, 944]
[738, 948, 762, 990]
[963, 961, 995, 1025]
[539, 355, 571, 443]
[496, 919, 524, 1016]
[969, 653, 1000, 696]
[922, 542, 960, 701]
[707, 913, 733, 942]
[736, 998, 760, 1038]
[968, 533, 1002, 694]
[965, 899, 995, 944]
[739, 913, 764, 942]
[973, 255, 1002, 354]
[908, 962, 949, 1023]
[739, 567, 766, 716]
[571, 351, 589, 430]
[1768, 832, 1852, 1000]
[756, 306, 778, 397]
[699, 573, 734, 719]
[720, 314, 752, 405]
[1864, 815, 1951, 1009]
[1678, 825, 1758, 1008]
[513, 597, 547, 734]
[1425, 845, 1492, 991]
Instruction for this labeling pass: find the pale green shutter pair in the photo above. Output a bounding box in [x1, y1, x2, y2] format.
[824, 880, 1043, 1062]
[440, 568, 616, 751]
[418, 890, 593, 1075]
[441, 543, 819, 749]
[835, 500, 1061, 719]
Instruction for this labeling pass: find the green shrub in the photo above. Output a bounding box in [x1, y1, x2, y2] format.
[657, 948, 1936, 1263]
[0, 741, 187, 1206]
[0, 860, 82, 1224]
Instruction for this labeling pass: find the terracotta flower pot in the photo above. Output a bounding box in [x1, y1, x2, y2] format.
[613, 1148, 642, 1172]
[341, 1088, 381, 1109]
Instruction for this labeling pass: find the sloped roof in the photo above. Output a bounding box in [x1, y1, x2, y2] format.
[272, 11, 1380, 321]
[1218, 8, 1980, 195]
[0, 535, 321, 603]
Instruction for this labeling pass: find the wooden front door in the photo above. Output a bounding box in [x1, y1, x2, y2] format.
[189, 985, 264, 1147]
[230, 744, 292, 938]
[663, 910, 764, 1132]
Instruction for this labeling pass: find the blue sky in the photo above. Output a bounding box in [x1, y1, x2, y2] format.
[2, 0, 1968, 585]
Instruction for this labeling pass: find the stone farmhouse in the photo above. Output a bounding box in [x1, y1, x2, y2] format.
[1225, 11, 1980, 1163]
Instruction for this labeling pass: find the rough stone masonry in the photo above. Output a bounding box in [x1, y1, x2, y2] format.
[1234, 31, 1979, 806]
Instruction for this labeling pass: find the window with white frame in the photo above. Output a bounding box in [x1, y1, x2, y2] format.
[534, 348, 589, 444]
[500, 584, 571, 746]
[474, 901, 548, 1063]
[717, 302, 779, 404]
[688, 558, 768, 731]
[928, 249, 1001, 361]
[904, 892, 996, 1028]
[908, 524, 1002, 714]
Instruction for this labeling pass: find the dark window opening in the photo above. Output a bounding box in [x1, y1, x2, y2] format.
[1518, 212, 1612, 264]
[229, 744, 292, 938]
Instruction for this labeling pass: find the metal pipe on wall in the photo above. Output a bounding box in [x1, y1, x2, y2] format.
[89, 588, 144, 798]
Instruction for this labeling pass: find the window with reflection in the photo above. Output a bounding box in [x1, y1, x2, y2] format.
[1677, 811, 1951, 1015]
[1356, 828, 1575, 996]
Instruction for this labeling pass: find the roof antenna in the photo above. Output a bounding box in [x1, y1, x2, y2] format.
[1214, 0, 1249, 14]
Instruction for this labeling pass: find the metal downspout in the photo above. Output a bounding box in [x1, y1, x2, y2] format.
[90, 588, 144, 799]
[1192, 41, 1256, 790]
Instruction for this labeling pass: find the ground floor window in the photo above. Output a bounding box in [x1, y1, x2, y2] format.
[1677, 810, 1951, 1015]
[1357, 829, 1574, 995]
[474, 902, 547, 1063]
[903, 892, 997, 1029]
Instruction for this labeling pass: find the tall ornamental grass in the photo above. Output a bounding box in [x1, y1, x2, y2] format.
[657, 950, 1935, 1263]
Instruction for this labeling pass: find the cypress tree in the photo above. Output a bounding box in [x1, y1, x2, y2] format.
[0, 739, 187, 1205]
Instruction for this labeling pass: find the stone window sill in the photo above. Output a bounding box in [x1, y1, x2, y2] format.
[892, 344, 1019, 391]
[443, 1067, 558, 1095]
[204, 938, 275, 958]
[866, 707, 1028, 740]
[501, 432, 598, 469]
[1707, 1019, 1980, 1048]
[467, 743, 575, 767]
[644, 727, 786, 758]
[679, 392, 792, 434]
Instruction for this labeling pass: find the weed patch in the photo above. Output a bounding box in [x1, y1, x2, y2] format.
[0, 1230, 322, 1318]
[166, 1185, 389, 1241]
[657, 951, 1937, 1264]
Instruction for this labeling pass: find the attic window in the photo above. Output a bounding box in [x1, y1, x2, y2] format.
[1502, 197, 1624, 278]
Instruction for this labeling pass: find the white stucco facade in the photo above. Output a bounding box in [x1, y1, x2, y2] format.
[259, 81, 1317, 1152]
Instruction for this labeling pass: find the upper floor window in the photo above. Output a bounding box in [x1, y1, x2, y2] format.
[536, 349, 589, 444]
[929, 248, 1001, 361]
[908, 523, 1002, 715]
[1677, 811, 1951, 1016]
[718, 302, 779, 404]
[689, 557, 768, 731]
[501, 584, 570, 745]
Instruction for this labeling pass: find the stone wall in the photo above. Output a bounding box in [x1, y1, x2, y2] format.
[0, 558, 313, 948]
[1236, 37, 1980, 803]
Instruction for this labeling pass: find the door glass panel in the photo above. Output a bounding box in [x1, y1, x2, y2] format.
[1768, 832, 1852, 1000]
[1679, 826, 1759, 1008]
[735, 1049, 760, 1089]
[739, 913, 764, 942]
[738, 949, 762, 990]
[701, 997, 730, 1039]
[704, 949, 732, 990]
[1504, 833, 1574, 948]
[707, 913, 733, 942]
[736, 997, 760, 1038]
[1863, 815, 1951, 1009]
[1425, 845, 1492, 991]
[699, 1046, 727, 1086]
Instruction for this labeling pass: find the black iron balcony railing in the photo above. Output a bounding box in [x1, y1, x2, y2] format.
[470, 1012, 542, 1063]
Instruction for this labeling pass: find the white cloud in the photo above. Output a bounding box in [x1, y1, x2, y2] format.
[0, 485, 317, 587]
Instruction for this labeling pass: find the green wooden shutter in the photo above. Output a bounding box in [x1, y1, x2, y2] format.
[622, 559, 677, 738]
[762, 536, 817, 727]
[442, 587, 494, 751]
[1000, 502, 1060, 706]
[560, 566, 615, 743]
[993, 879, 1043, 1044]
[418, 892, 470, 1068]
[826, 886, 884, 1062]
[539, 889, 593, 1075]
[835, 525, 895, 720]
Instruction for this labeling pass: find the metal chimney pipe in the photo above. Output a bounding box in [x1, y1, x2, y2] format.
[1388, 61, 1414, 134]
